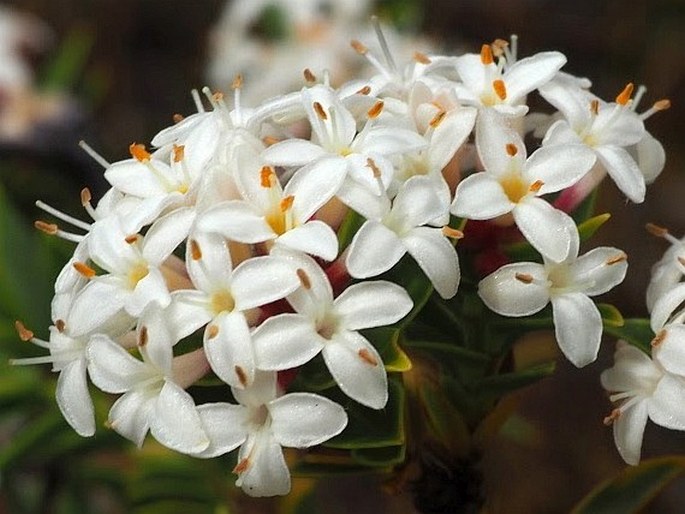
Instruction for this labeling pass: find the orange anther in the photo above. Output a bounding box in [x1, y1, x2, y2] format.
[189, 239, 202, 261]
[232, 74, 243, 90]
[73, 261, 96, 279]
[129, 143, 151, 162]
[172, 144, 185, 163]
[367, 100, 384, 119]
[313, 102, 328, 120]
[235, 366, 248, 387]
[15, 321, 34, 342]
[260, 166, 276, 188]
[356, 85, 372, 96]
[515, 272, 534, 284]
[480, 44, 494, 65]
[138, 326, 148, 347]
[413, 51, 432, 64]
[280, 195, 295, 212]
[351, 40, 368, 55]
[615, 82, 634, 106]
[233, 458, 250, 474]
[505, 143, 518, 156]
[429, 110, 446, 128]
[606, 253, 628, 265]
[442, 226, 464, 239]
[303, 68, 316, 83]
[493, 79, 507, 100]
[80, 187, 92, 206]
[529, 180, 544, 193]
[645, 222, 668, 238]
[603, 408, 621, 426]
[297, 268, 311, 290]
[34, 220, 58, 235]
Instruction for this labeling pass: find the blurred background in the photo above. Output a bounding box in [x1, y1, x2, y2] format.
[0, 0, 684, 512]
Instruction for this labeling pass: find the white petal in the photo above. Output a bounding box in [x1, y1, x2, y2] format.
[198, 201, 275, 243]
[601, 342, 662, 393]
[571, 247, 628, 296]
[335, 178, 390, 220]
[272, 250, 334, 312]
[595, 145, 646, 203]
[275, 221, 339, 261]
[194, 403, 249, 458]
[204, 311, 255, 389]
[104, 159, 168, 197]
[233, 371, 278, 408]
[137, 307, 175, 372]
[539, 82, 592, 130]
[345, 221, 405, 278]
[142, 208, 196, 264]
[454, 54, 489, 97]
[649, 374, 685, 430]
[428, 108, 477, 171]
[388, 176, 444, 231]
[476, 109, 526, 175]
[67, 277, 127, 337]
[358, 126, 426, 156]
[651, 283, 685, 331]
[593, 107, 644, 147]
[88, 217, 140, 274]
[334, 281, 413, 330]
[127, 267, 171, 317]
[167, 291, 212, 340]
[186, 232, 234, 293]
[636, 132, 665, 184]
[287, 157, 348, 222]
[323, 331, 388, 409]
[504, 51, 567, 102]
[56, 358, 95, 437]
[652, 324, 685, 376]
[269, 393, 348, 447]
[551, 292, 602, 367]
[108, 389, 156, 447]
[513, 198, 571, 262]
[404, 227, 461, 299]
[150, 381, 209, 453]
[478, 262, 550, 316]
[450, 173, 513, 220]
[613, 399, 648, 465]
[232, 255, 300, 310]
[236, 432, 291, 497]
[524, 144, 596, 194]
[87, 334, 155, 393]
[262, 139, 327, 167]
[252, 314, 324, 370]
[303, 84, 356, 149]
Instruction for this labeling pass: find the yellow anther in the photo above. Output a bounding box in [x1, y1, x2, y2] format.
[429, 110, 446, 128]
[129, 143, 151, 162]
[35, 220, 58, 235]
[260, 166, 276, 188]
[367, 100, 384, 119]
[73, 261, 96, 279]
[493, 79, 507, 100]
[442, 226, 464, 239]
[313, 102, 328, 120]
[413, 51, 432, 64]
[615, 82, 634, 106]
[213, 91, 225, 102]
[515, 272, 534, 284]
[505, 143, 518, 156]
[480, 44, 494, 65]
[358, 348, 379, 366]
[529, 180, 544, 193]
[172, 144, 185, 163]
[189, 239, 202, 261]
[351, 40, 368, 55]
[15, 321, 34, 342]
[280, 195, 295, 212]
[263, 136, 280, 146]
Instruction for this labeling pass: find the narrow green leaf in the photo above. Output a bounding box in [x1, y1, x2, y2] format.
[474, 361, 556, 398]
[571, 187, 599, 224]
[604, 318, 654, 354]
[336, 209, 365, 252]
[40, 26, 94, 91]
[572, 457, 685, 514]
[578, 213, 611, 242]
[597, 303, 625, 328]
[363, 327, 412, 372]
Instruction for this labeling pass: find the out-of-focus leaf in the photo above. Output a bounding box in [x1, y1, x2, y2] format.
[578, 213, 611, 242]
[473, 361, 556, 398]
[572, 457, 685, 514]
[336, 209, 365, 252]
[352, 445, 405, 467]
[404, 339, 490, 384]
[598, 303, 625, 328]
[40, 26, 94, 91]
[604, 318, 654, 354]
[324, 378, 404, 449]
[571, 187, 599, 224]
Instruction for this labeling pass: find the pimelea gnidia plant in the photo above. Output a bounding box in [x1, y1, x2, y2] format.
[12, 17, 679, 512]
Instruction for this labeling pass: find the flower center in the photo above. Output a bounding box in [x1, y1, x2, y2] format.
[127, 263, 149, 289]
[211, 290, 235, 314]
[316, 312, 339, 340]
[499, 172, 530, 204]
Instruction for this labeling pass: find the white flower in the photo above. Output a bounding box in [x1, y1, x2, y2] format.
[346, 175, 461, 299]
[193, 371, 347, 496]
[166, 233, 300, 389]
[86, 308, 210, 452]
[478, 220, 628, 366]
[601, 341, 685, 465]
[454, 43, 566, 116]
[253, 252, 412, 409]
[451, 109, 596, 262]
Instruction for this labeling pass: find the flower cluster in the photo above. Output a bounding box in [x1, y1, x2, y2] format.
[13, 21, 671, 495]
[601, 225, 685, 465]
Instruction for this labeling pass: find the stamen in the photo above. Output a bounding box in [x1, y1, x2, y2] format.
[191, 88, 205, 113]
[235, 366, 248, 387]
[358, 348, 379, 366]
[207, 324, 219, 339]
[653, 99, 671, 111]
[493, 80, 507, 100]
[55, 319, 66, 332]
[615, 82, 634, 106]
[350, 39, 368, 55]
[505, 143, 518, 156]
[35, 220, 58, 235]
[186, 239, 201, 261]
[124, 234, 139, 244]
[371, 15, 398, 73]
[263, 136, 280, 146]
[491, 39, 508, 58]
[480, 44, 494, 65]
[603, 408, 621, 426]
[233, 458, 250, 474]
[645, 222, 668, 238]
[260, 166, 276, 187]
[529, 180, 544, 193]
[429, 110, 446, 128]
[303, 68, 317, 83]
[15, 321, 34, 341]
[413, 51, 432, 64]
[651, 329, 667, 348]
[606, 253, 628, 265]
[73, 261, 96, 279]
[138, 326, 148, 347]
[35, 200, 92, 231]
[367, 100, 384, 119]
[80, 187, 92, 206]
[366, 157, 382, 178]
[356, 85, 372, 96]
[232, 74, 243, 90]
[280, 195, 294, 212]
[78, 140, 111, 169]
[590, 100, 599, 116]
[172, 144, 185, 163]
[212, 91, 225, 103]
[442, 226, 464, 239]
[313, 101, 328, 120]
[173, 113, 184, 123]
[129, 143, 151, 162]
[515, 272, 534, 284]
[297, 268, 311, 290]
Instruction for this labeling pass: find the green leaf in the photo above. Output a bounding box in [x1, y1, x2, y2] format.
[571, 187, 599, 224]
[336, 209, 365, 252]
[604, 318, 654, 354]
[324, 378, 404, 449]
[572, 457, 685, 514]
[363, 327, 412, 372]
[404, 339, 490, 384]
[40, 26, 94, 91]
[474, 361, 556, 398]
[598, 303, 625, 328]
[290, 353, 336, 392]
[578, 213, 611, 242]
[351, 445, 405, 467]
